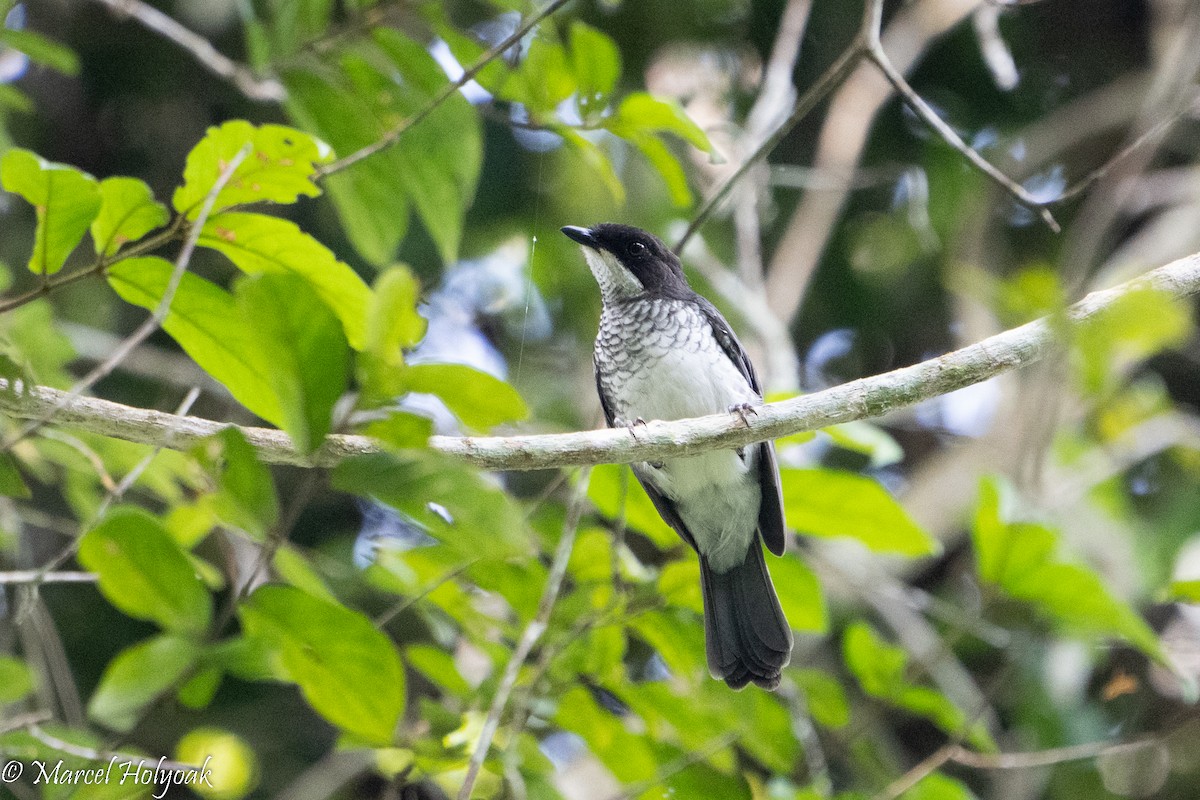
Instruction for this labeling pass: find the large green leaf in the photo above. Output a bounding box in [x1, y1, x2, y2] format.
[90, 176, 169, 256]
[199, 211, 371, 350]
[172, 121, 332, 217]
[781, 468, 938, 556]
[239, 585, 405, 745]
[569, 22, 621, 119]
[1074, 287, 1192, 394]
[88, 635, 201, 732]
[333, 452, 530, 560]
[283, 30, 482, 265]
[972, 478, 1162, 659]
[402, 363, 527, 431]
[235, 274, 349, 454]
[0, 148, 100, 275]
[106, 256, 283, 425]
[78, 507, 212, 634]
[607, 92, 715, 154]
[358, 266, 427, 403]
[843, 622, 993, 751]
[195, 427, 280, 541]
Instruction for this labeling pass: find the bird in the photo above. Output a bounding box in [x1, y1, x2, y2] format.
[562, 223, 792, 690]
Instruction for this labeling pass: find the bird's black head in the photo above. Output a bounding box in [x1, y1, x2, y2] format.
[562, 223, 688, 299]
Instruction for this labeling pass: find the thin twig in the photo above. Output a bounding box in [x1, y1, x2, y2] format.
[319, 0, 572, 177]
[458, 467, 591, 800]
[26, 724, 202, 774]
[0, 571, 96, 585]
[1, 147, 248, 453]
[861, 7, 1061, 232]
[88, 0, 285, 101]
[0, 711, 52, 735]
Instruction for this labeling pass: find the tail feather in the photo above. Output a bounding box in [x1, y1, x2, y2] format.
[701, 543, 793, 690]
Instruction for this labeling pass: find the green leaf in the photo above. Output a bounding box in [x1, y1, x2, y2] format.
[900, 773, 977, 800]
[196, 427, 279, 541]
[823, 420, 904, 468]
[172, 121, 332, 217]
[272, 545, 337, 602]
[199, 212, 371, 350]
[0, 29, 79, 75]
[0, 84, 32, 113]
[1169, 579, 1200, 603]
[406, 644, 473, 697]
[569, 22, 621, 118]
[972, 477, 1162, 659]
[632, 132, 693, 207]
[0, 148, 101, 275]
[1074, 287, 1192, 394]
[588, 463, 679, 550]
[794, 668, 850, 729]
[359, 266, 427, 403]
[235, 273, 349, 453]
[402, 363, 527, 430]
[772, 554, 828, 633]
[0, 452, 31, 499]
[106, 256, 283, 424]
[239, 585, 405, 745]
[608, 92, 714, 154]
[88, 635, 201, 732]
[333, 452, 530, 560]
[554, 687, 658, 782]
[560, 129, 625, 204]
[90, 176, 169, 256]
[512, 35, 577, 113]
[283, 67, 410, 266]
[0, 656, 34, 703]
[284, 31, 482, 265]
[844, 622, 994, 751]
[77, 507, 213, 633]
[363, 411, 433, 450]
[781, 468, 938, 556]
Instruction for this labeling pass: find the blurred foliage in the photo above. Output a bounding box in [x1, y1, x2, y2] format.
[0, 1, 1199, 800]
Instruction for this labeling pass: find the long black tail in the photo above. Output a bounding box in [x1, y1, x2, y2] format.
[700, 543, 793, 690]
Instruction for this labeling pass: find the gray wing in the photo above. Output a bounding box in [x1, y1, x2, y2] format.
[695, 298, 787, 557]
[593, 356, 699, 553]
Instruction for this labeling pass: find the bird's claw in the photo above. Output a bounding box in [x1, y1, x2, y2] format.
[728, 402, 757, 428]
[614, 416, 648, 439]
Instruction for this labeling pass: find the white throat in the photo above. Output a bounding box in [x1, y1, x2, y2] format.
[582, 247, 642, 301]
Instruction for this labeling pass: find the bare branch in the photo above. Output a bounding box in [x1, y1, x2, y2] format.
[88, 0, 285, 101]
[0, 251, 1197, 471]
[458, 468, 590, 800]
[0, 571, 96, 585]
[319, 0, 572, 177]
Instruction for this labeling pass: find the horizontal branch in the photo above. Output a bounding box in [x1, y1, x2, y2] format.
[1, 252, 1198, 471]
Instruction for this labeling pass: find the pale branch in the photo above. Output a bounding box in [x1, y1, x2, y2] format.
[89, 0, 285, 102]
[1, 251, 1197, 470]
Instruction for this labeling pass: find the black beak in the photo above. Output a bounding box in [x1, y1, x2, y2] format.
[561, 226, 598, 248]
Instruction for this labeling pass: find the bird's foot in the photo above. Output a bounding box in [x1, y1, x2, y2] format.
[614, 415, 648, 439]
[728, 402, 757, 428]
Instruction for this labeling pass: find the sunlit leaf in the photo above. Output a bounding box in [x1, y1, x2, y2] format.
[972, 477, 1162, 659]
[554, 687, 658, 782]
[78, 507, 213, 633]
[402, 363, 527, 430]
[1074, 287, 1192, 394]
[794, 668, 850, 729]
[359, 266, 427, 402]
[107, 256, 283, 424]
[199, 211, 371, 350]
[843, 622, 994, 751]
[1169, 579, 1200, 603]
[175, 728, 260, 800]
[236, 273, 349, 453]
[608, 92, 714, 154]
[406, 644, 473, 697]
[822, 420, 904, 468]
[0, 148, 100, 275]
[91, 176, 169, 256]
[172, 121, 332, 217]
[771, 554, 828, 634]
[272, 545, 336, 602]
[0, 452, 31, 499]
[781, 468, 938, 556]
[239, 585, 405, 745]
[900, 772, 978, 800]
[88, 635, 201, 732]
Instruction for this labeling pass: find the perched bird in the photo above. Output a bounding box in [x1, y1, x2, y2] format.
[562, 223, 792, 690]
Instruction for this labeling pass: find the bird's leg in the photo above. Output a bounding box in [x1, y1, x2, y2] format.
[613, 415, 648, 437]
[728, 402, 757, 428]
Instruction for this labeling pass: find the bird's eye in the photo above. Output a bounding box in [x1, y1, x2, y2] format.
[628, 241, 647, 256]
